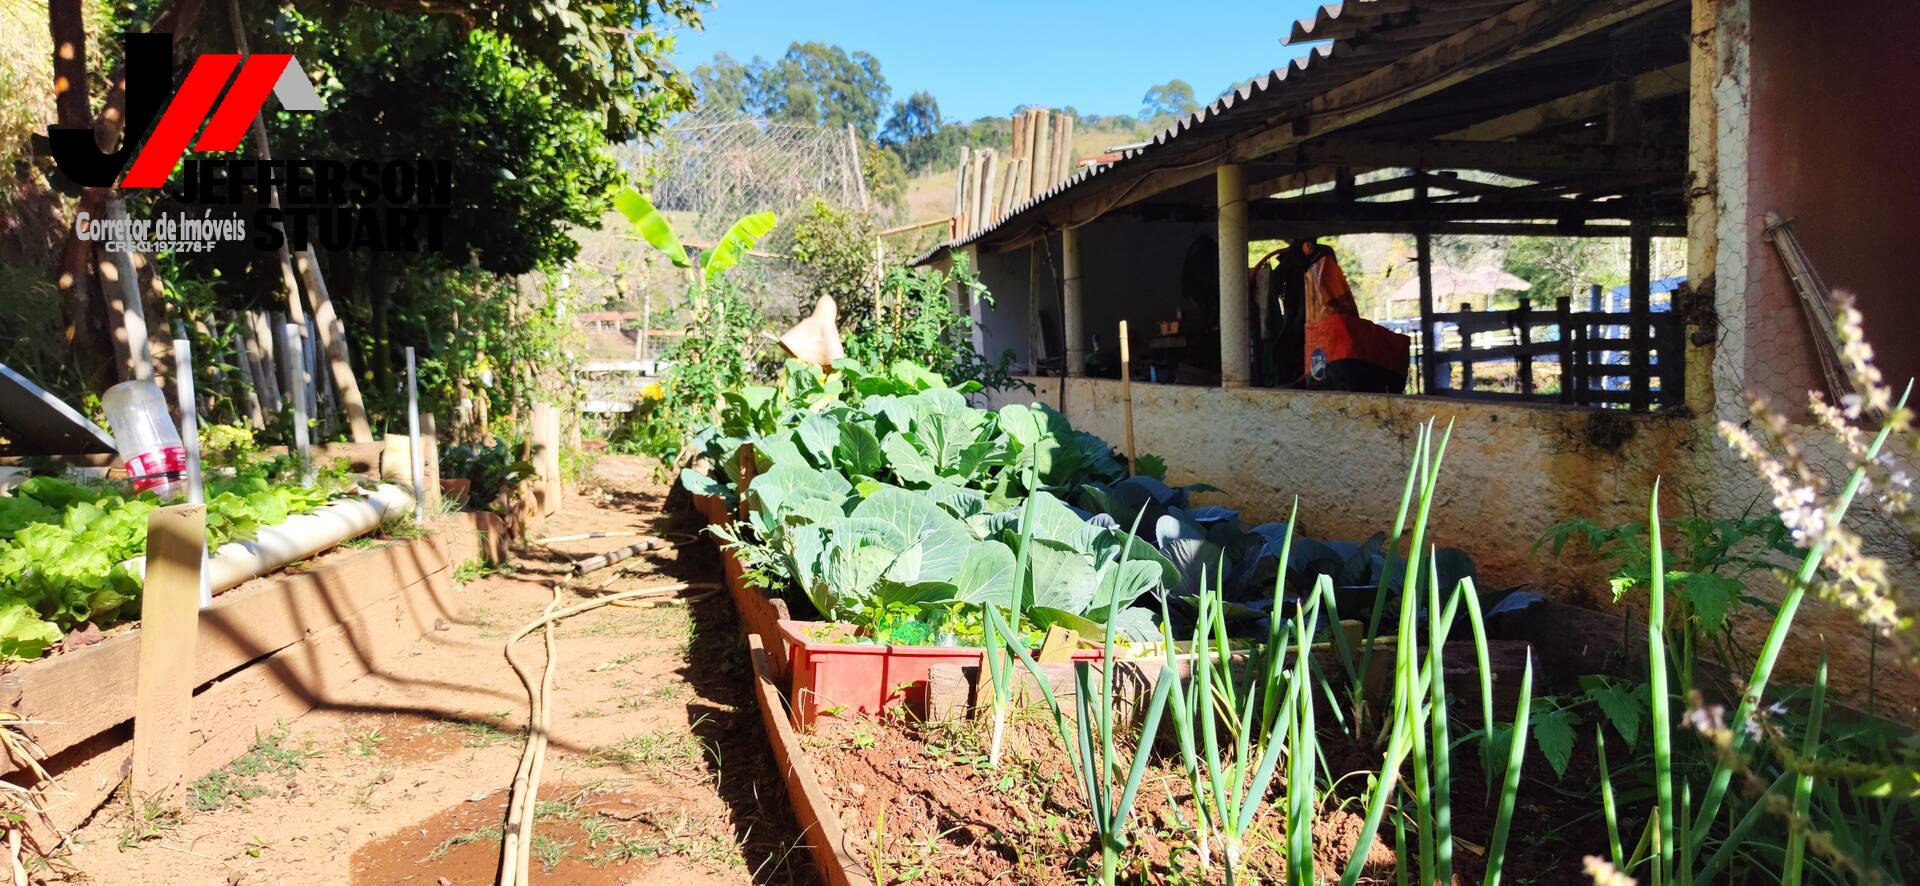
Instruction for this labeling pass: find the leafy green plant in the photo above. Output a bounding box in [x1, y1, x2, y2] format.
[0, 469, 347, 659]
[442, 439, 538, 505]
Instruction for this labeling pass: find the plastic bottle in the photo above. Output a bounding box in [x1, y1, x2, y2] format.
[101, 379, 187, 499]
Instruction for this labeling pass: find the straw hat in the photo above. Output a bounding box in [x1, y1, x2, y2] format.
[780, 295, 846, 369]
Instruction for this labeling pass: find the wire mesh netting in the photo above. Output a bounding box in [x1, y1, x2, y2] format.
[615, 108, 864, 241]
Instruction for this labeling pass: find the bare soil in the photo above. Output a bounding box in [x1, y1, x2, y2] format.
[55, 456, 812, 885]
[803, 676, 1615, 884]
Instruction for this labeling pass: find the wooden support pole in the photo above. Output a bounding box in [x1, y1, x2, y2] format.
[1516, 298, 1535, 396]
[1216, 164, 1250, 388]
[130, 503, 205, 803]
[845, 123, 870, 210]
[100, 199, 155, 382]
[1458, 301, 1477, 392]
[1119, 320, 1135, 472]
[1029, 109, 1052, 197]
[1416, 174, 1439, 395]
[1629, 211, 1652, 412]
[1054, 114, 1075, 184]
[1555, 296, 1574, 404]
[951, 146, 970, 236]
[292, 251, 373, 441]
[981, 150, 1000, 226]
[1061, 226, 1085, 377]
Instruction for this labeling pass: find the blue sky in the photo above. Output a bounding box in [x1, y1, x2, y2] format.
[669, 0, 1330, 122]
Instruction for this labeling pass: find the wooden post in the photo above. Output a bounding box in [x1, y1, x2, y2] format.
[293, 251, 372, 441]
[248, 310, 283, 413]
[102, 199, 154, 382]
[1458, 302, 1476, 392]
[1629, 211, 1652, 412]
[980, 150, 1000, 226]
[1516, 298, 1534, 396]
[951, 146, 971, 237]
[1054, 114, 1075, 184]
[1061, 226, 1085, 377]
[528, 401, 561, 517]
[1019, 111, 1041, 203]
[231, 328, 266, 428]
[845, 123, 870, 210]
[1555, 296, 1574, 404]
[1217, 164, 1250, 388]
[1119, 320, 1135, 473]
[130, 503, 205, 803]
[1029, 109, 1052, 197]
[1416, 174, 1439, 395]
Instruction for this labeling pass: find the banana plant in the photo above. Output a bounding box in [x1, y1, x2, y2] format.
[614, 187, 776, 287]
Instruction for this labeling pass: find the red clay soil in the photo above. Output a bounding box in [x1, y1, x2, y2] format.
[803, 688, 1618, 883]
[54, 456, 813, 885]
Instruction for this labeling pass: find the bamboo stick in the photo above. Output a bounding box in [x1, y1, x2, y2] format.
[1119, 320, 1135, 472]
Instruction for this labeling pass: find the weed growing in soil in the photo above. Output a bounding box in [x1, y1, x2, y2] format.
[346, 726, 386, 757]
[434, 713, 518, 748]
[583, 722, 714, 782]
[427, 823, 502, 860]
[115, 795, 186, 850]
[531, 834, 574, 871]
[188, 725, 313, 812]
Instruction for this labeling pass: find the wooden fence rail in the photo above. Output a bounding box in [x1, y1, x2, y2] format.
[1423, 296, 1684, 411]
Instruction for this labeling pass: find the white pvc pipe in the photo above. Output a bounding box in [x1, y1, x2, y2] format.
[125, 484, 415, 596]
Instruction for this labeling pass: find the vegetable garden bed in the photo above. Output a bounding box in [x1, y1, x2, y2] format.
[0, 510, 505, 837]
[682, 356, 1920, 884]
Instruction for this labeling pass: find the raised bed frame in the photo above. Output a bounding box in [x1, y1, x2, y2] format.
[0, 511, 507, 837]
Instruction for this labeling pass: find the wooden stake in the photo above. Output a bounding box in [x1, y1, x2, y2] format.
[130, 503, 205, 803]
[1029, 110, 1052, 197]
[1119, 320, 1136, 473]
[1055, 114, 1076, 184]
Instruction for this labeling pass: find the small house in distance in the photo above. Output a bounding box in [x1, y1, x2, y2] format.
[916, 0, 1920, 716]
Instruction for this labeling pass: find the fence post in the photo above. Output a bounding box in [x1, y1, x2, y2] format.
[131, 503, 206, 803]
[1515, 298, 1534, 396]
[1457, 302, 1476, 393]
[1555, 297, 1573, 404]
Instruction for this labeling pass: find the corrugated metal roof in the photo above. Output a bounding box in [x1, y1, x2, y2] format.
[914, 0, 1529, 264]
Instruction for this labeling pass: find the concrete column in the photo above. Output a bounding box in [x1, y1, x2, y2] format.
[1216, 164, 1251, 387]
[1062, 227, 1086, 377]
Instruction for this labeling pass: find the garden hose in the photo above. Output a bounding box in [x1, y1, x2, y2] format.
[496, 580, 720, 885]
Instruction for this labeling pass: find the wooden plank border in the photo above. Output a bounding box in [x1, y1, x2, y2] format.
[748, 635, 872, 886]
[2, 512, 498, 834]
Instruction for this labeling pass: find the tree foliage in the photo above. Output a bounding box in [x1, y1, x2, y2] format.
[1139, 79, 1199, 127]
[693, 41, 891, 136]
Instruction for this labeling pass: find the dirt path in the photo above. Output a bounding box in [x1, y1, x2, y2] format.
[61, 456, 812, 885]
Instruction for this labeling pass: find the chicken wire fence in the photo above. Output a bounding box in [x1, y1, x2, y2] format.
[567, 110, 867, 345]
[616, 107, 865, 242]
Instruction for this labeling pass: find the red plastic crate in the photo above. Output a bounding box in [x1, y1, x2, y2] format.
[779, 619, 1102, 730]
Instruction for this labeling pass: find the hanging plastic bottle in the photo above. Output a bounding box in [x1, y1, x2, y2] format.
[101, 379, 187, 499]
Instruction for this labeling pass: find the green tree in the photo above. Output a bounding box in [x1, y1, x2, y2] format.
[1139, 79, 1199, 126]
[692, 50, 753, 113]
[1504, 236, 1622, 305]
[689, 42, 891, 135]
